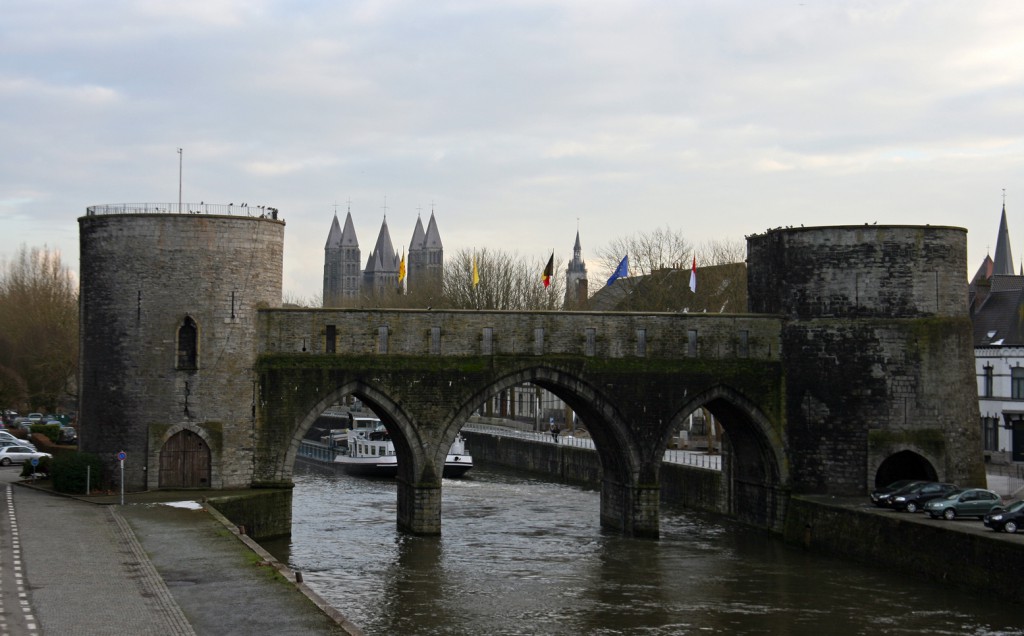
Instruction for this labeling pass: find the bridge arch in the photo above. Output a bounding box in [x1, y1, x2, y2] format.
[674, 384, 788, 529]
[451, 365, 639, 478]
[448, 364, 661, 533]
[283, 381, 442, 485]
[277, 378, 489, 534]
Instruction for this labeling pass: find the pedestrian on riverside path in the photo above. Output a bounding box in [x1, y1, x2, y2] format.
[550, 422, 559, 443]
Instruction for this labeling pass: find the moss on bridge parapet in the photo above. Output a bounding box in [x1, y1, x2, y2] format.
[256, 308, 784, 361]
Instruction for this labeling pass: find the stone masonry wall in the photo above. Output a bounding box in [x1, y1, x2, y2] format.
[79, 213, 284, 490]
[747, 225, 968, 319]
[747, 225, 984, 494]
[257, 309, 782, 361]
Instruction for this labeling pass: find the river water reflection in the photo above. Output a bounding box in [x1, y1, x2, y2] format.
[263, 463, 1022, 635]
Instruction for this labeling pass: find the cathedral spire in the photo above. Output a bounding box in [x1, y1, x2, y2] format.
[994, 201, 1015, 276]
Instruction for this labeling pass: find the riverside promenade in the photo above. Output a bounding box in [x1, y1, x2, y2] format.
[0, 468, 362, 635]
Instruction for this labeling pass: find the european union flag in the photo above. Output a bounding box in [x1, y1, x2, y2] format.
[606, 254, 629, 286]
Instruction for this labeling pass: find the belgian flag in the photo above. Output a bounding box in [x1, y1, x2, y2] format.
[542, 252, 554, 287]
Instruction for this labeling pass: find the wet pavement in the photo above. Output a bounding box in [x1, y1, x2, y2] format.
[0, 468, 362, 635]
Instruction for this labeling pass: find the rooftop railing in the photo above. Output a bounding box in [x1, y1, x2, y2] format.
[85, 203, 281, 219]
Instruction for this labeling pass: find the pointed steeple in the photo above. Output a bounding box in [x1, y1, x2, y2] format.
[994, 203, 1015, 276]
[324, 208, 361, 307]
[339, 211, 359, 247]
[564, 229, 588, 308]
[365, 217, 398, 274]
[423, 212, 443, 249]
[325, 214, 343, 249]
[410, 215, 426, 251]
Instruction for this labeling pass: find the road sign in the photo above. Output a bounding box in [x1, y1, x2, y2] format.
[116, 451, 126, 461]
[30, 458, 38, 467]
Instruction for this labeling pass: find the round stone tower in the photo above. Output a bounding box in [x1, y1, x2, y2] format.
[746, 225, 984, 494]
[78, 206, 284, 491]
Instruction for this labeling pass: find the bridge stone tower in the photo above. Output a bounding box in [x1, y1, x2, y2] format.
[747, 225, 984, 494]
[78, 208, 284, 491]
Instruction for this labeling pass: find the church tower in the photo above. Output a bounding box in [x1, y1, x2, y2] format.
[409, 210, 444, 290]
[363, 217, 400, 298]
[564, 230, 588, 308]
[993, 203, 1015, 276]
[323, 209, 361, 307]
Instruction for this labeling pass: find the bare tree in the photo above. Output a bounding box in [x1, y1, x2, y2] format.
[592, 231, 748, 313]
[695, 238, 746, 267]
[443, 249, 564, 310]
[282, 291, 323, 308]
[594, 226, 694, 280]
[0, 245, 78, 412]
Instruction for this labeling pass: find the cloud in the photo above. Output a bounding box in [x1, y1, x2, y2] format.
[1, 0, 1022, 299]
[0, 76, 120, 105]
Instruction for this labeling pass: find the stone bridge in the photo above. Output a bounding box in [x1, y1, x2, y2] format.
[77, 211, 985, 539]
[254, 311, 787, 536]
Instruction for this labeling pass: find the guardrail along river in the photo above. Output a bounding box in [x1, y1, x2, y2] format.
[263, 464, 1022, 636]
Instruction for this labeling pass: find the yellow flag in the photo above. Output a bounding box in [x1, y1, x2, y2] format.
[472, 254, 479, 287]
[398, 251, 406, 286]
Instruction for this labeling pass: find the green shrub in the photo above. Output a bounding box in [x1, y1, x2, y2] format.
[19, 455, 50, 479]
[51, 452, 107, 494]
[31, 423, 61, 444]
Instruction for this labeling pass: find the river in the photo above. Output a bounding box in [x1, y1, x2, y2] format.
[262, 463, 1022, 635]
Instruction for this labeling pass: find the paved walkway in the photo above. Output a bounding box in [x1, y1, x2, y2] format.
[0, 469, 362, 635]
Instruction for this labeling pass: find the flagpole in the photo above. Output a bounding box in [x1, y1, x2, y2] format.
[177, 147, 182, 213]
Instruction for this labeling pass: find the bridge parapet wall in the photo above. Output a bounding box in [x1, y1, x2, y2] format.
[257, 309, 783, 361]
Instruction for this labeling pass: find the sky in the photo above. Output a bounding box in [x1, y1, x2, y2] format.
[3, 0, 1024, 301]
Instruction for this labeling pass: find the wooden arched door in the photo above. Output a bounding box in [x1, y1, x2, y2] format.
[159, 429, 211, 488]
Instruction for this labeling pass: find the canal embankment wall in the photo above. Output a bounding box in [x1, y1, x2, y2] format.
[783, 496, 1024, 604]
[464, 430, 1024, 604]
[463, 431, 725, 513]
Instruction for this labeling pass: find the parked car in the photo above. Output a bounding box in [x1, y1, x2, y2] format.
[58, 426, 77, 444]
[0, 446, 51, 466]
[888, 481, 959, 512]
[870, 479, 923, 507]
[984, 500, 1024, 534]
[0, 431, 33, 450]
[0, 440, 35, 451]
[26, 413, 43, 422]
[924, 488, 1003, 519]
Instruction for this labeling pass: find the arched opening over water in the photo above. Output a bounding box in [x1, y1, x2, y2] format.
[674, 384, 787, 528]
[272, 366, 784, 535]
[282, 381, 428, 485]
[450, 366, 638, 489]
